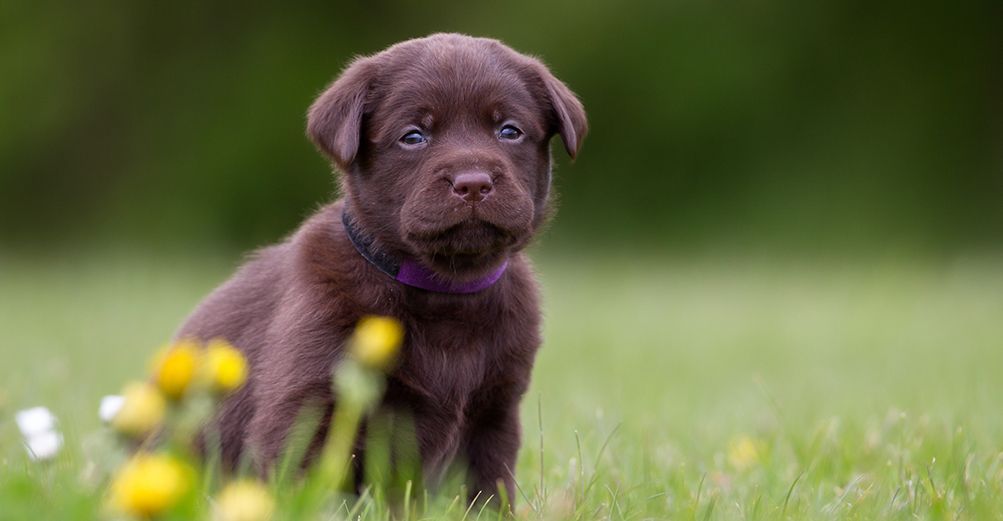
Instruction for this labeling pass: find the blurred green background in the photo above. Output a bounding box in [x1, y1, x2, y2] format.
[2, 0, 999, 257]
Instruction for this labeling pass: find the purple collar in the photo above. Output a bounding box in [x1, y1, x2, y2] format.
[342, 210, 508, 294]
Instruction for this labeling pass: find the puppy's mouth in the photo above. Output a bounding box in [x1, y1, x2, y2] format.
[405, 219, 519, 276]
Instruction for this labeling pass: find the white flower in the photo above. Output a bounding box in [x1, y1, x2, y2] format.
[24, 430, 63, 461]
[16, 407, 56, 438]
[16, 406, 63, 461]
[99, 395, 125, 424]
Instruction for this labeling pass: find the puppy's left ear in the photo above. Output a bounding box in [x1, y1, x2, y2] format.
[307, 57, 376, 169]
[534, 63, 588, 159]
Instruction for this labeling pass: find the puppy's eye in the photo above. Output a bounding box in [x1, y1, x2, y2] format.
[498, 124, 523, 141]
[400, 130, 428, 147]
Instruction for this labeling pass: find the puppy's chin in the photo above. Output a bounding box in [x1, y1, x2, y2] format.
[405, 220, 521, 280]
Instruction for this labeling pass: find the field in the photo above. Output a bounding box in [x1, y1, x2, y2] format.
[2, 251, 1002, 519]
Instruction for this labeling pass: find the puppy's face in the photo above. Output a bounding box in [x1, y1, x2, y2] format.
[308, 34, 586, 280]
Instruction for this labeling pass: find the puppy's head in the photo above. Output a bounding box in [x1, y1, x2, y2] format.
[308, 33, 586, 280]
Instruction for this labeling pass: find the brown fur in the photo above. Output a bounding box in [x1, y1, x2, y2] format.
[177, 33, 586, 503]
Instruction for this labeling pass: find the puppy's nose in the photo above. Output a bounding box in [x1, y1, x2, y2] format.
[451, 171, 494, 202]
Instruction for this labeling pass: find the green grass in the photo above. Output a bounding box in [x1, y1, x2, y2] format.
[1, 252, 1002, 519]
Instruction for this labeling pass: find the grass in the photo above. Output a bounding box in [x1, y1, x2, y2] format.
[1, 250, 1002, 519]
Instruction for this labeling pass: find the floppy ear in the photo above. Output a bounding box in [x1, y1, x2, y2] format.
[306, 57, 376, 169]
[536, 64, 588, 159]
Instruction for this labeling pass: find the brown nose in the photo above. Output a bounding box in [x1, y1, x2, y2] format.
[451, 171, 494, 202]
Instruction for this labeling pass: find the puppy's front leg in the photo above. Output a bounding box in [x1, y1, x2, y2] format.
[464, 395, 522, 509]
[247, 381, 332, 474]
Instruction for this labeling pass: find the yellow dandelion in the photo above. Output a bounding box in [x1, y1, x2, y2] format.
[203, 338, 248, 395]
[727, 435, 762, 471]
[108, 453, 190, 518]
[350, 316, 404, 370]
[213, 479, 275, 521]
[111, 382, 166, 438]
[153, 340, 201, 400]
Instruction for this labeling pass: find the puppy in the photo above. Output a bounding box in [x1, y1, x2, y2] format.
[177, 33, 586, 502]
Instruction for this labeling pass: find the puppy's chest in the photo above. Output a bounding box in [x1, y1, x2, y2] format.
[394, 331, 500, 410]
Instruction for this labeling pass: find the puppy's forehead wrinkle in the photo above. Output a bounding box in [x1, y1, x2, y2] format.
[364, 41, 543, 141]
[372, 84, 542, 143]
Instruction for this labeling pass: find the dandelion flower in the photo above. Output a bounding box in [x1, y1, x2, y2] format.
[727, 435, 762, 471]
[108, 453, 189, 518]
[153, 340, 201, 400]
[203, 338, 248, 395]
[213, 480, 275, 521]
[112, 382, 166, 438]
[350, 315, 404, 370]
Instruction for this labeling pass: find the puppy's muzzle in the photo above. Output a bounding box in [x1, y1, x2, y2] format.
[450, 170, 494, 203]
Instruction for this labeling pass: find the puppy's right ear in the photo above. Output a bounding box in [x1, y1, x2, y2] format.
[306, 57, 376, 169]
[527, 60, 588, 160]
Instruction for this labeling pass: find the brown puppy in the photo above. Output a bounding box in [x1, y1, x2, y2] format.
[177, 33, 586, 502]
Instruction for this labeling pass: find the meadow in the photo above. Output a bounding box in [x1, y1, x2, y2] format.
[1, 251, 1002, 519]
